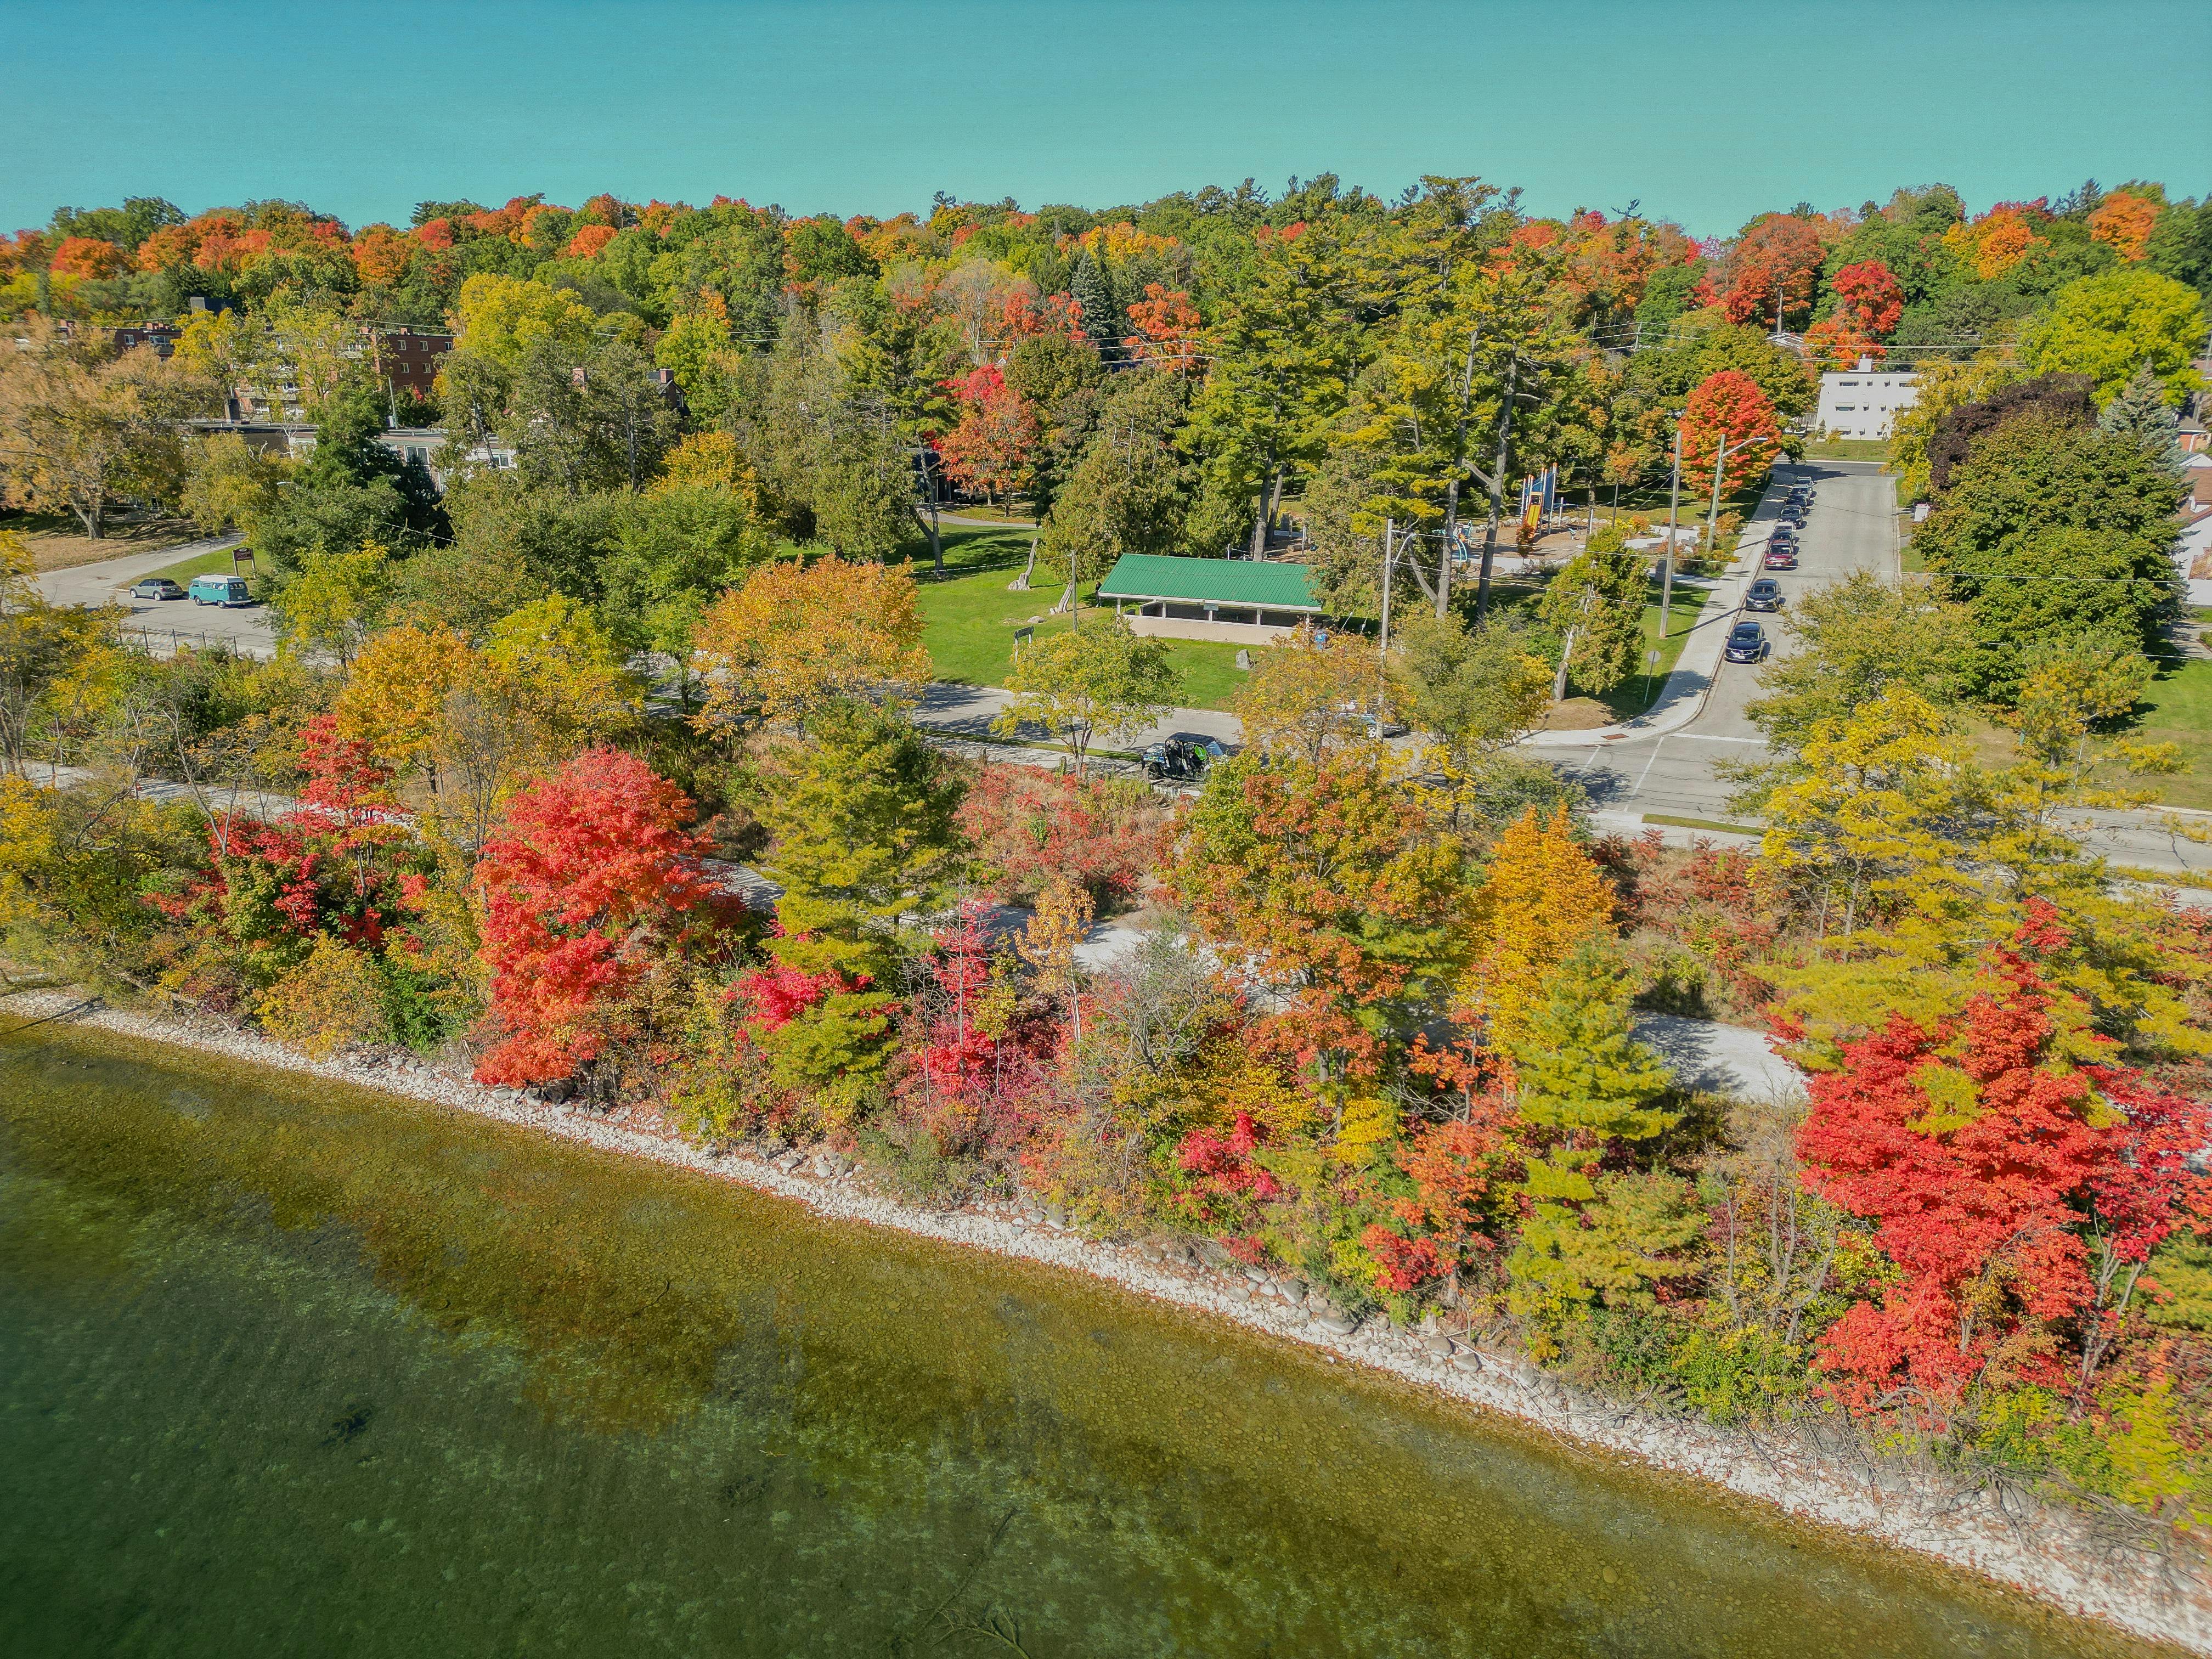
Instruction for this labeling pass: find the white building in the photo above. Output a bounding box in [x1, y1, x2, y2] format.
[1815, 358, 1920, 440]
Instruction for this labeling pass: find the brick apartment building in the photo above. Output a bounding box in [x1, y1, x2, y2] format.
[363, 326, 452, 399]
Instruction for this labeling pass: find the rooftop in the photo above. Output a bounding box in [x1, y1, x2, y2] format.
[1096, 553, 1320, 611]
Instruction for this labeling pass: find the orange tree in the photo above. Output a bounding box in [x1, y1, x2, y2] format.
[1458, 804, 1616, 1054]
[1683, 369, 1781, 493]
[1171, 747, 1473, 1087]
[1718, 212, 1830, 329]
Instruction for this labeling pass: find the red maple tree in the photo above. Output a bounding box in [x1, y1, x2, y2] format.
[1796, 912, 2212, 1425]
[935, 363, 1040, 505]
[473, 748, 729, 1085]
[1829, 258, 1905, 337]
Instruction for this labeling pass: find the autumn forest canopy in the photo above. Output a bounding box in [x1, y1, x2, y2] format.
[3, 165, 2212, 1544]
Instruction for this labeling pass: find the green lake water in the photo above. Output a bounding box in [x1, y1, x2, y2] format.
[0, 1024, 2176, 1658]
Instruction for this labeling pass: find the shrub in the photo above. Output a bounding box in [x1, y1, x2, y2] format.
[257, 934, 395, 1058]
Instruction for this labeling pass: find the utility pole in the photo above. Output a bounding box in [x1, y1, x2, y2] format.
[1474, 352, 1520, 625]
[1659, 416, 1684, 639]
[1705, 432, 1733, 550]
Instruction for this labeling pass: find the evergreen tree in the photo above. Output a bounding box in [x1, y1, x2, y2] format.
[2097, 363, 2183, 458]
[1068, 252, 1118, 352]
[1186, 223, 1358, 555]
[747, 701, 964, 1100]
[1504, 944, 1684, 1314]
[1537, 524, 1645, 697]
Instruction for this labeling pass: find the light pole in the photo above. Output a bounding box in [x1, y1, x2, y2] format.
[1703, 431, 1780, 559]
[1658, 415, 1684, 640]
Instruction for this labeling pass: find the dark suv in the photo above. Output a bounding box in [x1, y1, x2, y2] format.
[1725, 620, 1768, 663]
[1745, 578, 1784, 612]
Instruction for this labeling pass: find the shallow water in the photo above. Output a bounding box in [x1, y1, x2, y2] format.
[0, 1025, 2173, 1658]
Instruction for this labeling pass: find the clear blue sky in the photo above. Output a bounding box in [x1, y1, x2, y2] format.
[10, 0, 2208, 237]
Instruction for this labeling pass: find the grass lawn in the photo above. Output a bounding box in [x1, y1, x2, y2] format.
[1803, 438, 1891, 463]
[2134, 658, 2212, 811]
[5, 510, 203, 573]
[907, 527, 1251, 711]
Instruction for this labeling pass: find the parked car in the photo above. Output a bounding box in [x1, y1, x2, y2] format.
[129, 578, 186, 600]
[1763, 545, 1798, 570]
[1724, 620, 1768, 663]
[1745, 578, 1784, 612]
[1773, 507, 1805, 529]
[188, 574, 253, 607]
[1142, 735, 1224, 782]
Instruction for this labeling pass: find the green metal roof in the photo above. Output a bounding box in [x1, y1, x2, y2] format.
[1095, 554, 1321, 611]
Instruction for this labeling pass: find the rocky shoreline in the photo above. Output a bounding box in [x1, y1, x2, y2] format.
[9, 990, 2210, 1655]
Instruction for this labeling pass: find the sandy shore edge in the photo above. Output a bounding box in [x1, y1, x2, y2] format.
[10, 991, 2209, 1655]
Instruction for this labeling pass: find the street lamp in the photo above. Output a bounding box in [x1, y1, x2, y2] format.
[1658, 415, 1684, 640]
[1702, 431, 1782, 561]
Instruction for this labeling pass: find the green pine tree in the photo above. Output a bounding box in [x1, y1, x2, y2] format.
[1068, 253, 1119, 351]
[751, 701, 964, 1103]
[1503, 944, 1686, 1315]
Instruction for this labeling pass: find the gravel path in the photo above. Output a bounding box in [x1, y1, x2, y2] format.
[8, 990, 2207, 1654]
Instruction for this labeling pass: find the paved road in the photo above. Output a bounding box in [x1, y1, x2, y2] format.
[1542, 460, 1899, 821]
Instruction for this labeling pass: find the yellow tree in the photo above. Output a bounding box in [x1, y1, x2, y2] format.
[1760, 681, 2205, 1064]
[0, 318, 195, 539]
[272, 541, 392, 666]
[653, 430, 755, 499]
[0, 531, 122, 776]
[1019, 877, 1094, 1063]
[1758, 686, 1982, 957]
[690, 556, 931, 736]
[334, 622, 468, 797]
[1460, 804, 1615, 1052]
[180, 432, 295, 537]
[1233, 623, 1379, 764]
[482, 592, 639, 747]
[447, 273, 596, 370]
